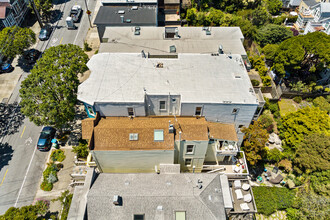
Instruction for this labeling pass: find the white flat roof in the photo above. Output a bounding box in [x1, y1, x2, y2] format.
[78, 53, 258, 105]
[100, 27, 246, 56]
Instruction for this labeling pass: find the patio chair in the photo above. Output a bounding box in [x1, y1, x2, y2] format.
[235, 189, 243, 200]
[242, 183, 250, 191]
[234, 180, 241, 188]
[240, 203, 250, 211]
[244, 194, 252, 203]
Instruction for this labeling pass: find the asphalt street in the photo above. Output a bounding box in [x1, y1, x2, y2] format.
[0, 0, 96, 214]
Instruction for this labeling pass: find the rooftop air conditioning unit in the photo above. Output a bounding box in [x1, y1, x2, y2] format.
[132, 6, 138, 10]
[113, 195, 120, 205]
[118, 10, 125, 14]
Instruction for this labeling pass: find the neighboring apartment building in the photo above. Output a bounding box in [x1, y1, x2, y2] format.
[0, 0, 29, 30]
[295, 0, 330, 34]
[82, 115, 249, 177]
[78, 27, 263, 143]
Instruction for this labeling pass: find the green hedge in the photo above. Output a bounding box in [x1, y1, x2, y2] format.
[51, 149, 66, 162]
[253, 186, 295, 215]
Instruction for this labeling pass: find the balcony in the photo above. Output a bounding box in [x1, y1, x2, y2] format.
[213, 140, 238, 154]
[203, 151, 249, 178]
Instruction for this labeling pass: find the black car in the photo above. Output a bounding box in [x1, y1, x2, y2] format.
[23, 49, 41, 64]
[37, 127, 56, 151]
[39, 26, 53, 41]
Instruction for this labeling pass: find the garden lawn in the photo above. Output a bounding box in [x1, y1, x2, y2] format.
[253, 186, 295, 216]
[278, 99, 298, 116]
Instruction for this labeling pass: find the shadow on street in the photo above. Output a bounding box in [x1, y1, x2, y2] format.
[0, 142, 14, 172]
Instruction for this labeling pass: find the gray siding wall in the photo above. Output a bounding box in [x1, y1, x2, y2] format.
[94, 102, 146, 117]
[145, 94, 181, 116]
[175, 140, 208, 172]
[92, 150, 174, 173]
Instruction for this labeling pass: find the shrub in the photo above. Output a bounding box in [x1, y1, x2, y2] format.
[313, 96, 330, 113]
[261, 75, 272, 86]
[293, 96, 302, 103]
[269, 102, 279, 114]
[51, 149, 66, 162]
[83, 42, 92, 51]
[47, 173, 58, 184]
[278, 159, 292, 172]
[43, 163, 57, 180]
[258, 114, 274, 133]
[253, 186, 295, 216]
[56, 163, 63, 170]
[72, 142, 89, 159]
[35, 200, 50, 215]
[267, 148, 284, 163]
[251, 79, 260, 86]
[40, 180, 53, 191]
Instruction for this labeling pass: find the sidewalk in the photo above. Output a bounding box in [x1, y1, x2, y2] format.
[34, 146, 76, 214]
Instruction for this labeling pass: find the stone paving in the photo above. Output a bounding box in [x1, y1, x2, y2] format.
[256, 211, 287, 220]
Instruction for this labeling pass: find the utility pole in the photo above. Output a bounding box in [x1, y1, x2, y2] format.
[84, 0, 92, 28]
[29, 0, 43, 28]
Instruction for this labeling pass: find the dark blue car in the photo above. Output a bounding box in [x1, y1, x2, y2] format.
[0, 62, 14, 73]
[37, 127, 56, 151]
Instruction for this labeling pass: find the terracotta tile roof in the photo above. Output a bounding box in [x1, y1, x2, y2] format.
[93, 117, 175, 151]
[82, 116, 238, 151]
[207, 122, 238, 142]
[174, 117, 209, 141]
[82, 118, 95, 140]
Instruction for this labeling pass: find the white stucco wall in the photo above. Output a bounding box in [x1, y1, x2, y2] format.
[94, 102, 146, 117]
[145, 94, 181, 116]
[93, 150, 174, 173]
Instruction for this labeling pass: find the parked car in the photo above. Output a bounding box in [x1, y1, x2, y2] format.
[37, 127, 56, 151]
[23, 49, 41, 64]
[39, 26, 53, 41]
[0, 61, 14, 73]
[70, 5, 82, 22]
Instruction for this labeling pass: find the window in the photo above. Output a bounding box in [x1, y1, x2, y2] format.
[232, 108, 239, 114]
[175, 211, 186, 220]
[185, 158, 192, 166]
[129, 133, 139, 141]
[186, 145, 194, 154]
[195, 107, 202, 116]
[159, 101, 166, 110]
[154, 129, 164, 141]
[127, 107, 134, 116]
[87, 106, 95, 115]
[133, 214, 145, 220]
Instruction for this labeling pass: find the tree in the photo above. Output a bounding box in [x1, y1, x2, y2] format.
[205, 8, 224, 26]
[258, 114, 274, 133]
[267, 148, 284, 163]
[72, 142, 89, 158]
[280, 107, 330, 150]
[233, 17, 256, 39]
[267, 0, 283, 15]
[309, 170, 330, 196]
[313, 96, 330, 114]
[186, 8, 197, 26]
[255, 24, 293, 47]
[30, 0, 52, 21]
[287, 191, 330, 220]
[241, 122, 269, 166]
[272, 32, 330, 76]
[294, 133, 330, 173]
[252, 7, 270, 27]
[19, 44, 89, 134]
[262, 44, 279, 61]
[0, 26, 36, 59]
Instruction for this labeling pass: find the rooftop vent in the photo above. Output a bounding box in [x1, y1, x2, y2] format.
[211, 53, 219, 56]
[156, 63, 163, 68]
[141, 50, 146, 58]
[206, 30, 211, 35]
[134, 26, 140, 35]
[157, 205, 163, 211]
[132, 6, 138, 10]
[169, 45, 176, 53]
[129, 133, 138, 141]
[113, 195, 121, 205]
[223, 101, 232, 104]
[126, 19, 131, 23]
[169, 124, 174, 133]
[118, 10, 125, 14]
[218, 45, 224, 54]
[120, 15, 124, 23]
